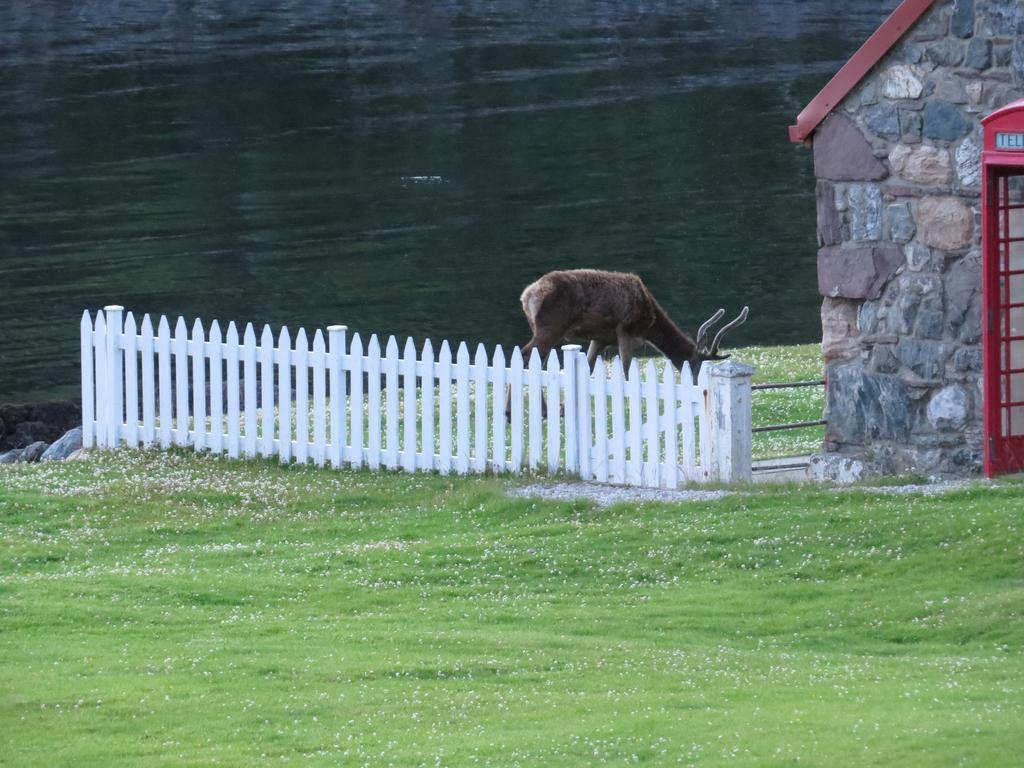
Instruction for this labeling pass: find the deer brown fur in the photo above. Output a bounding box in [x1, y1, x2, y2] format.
[518, 269, 747, 380]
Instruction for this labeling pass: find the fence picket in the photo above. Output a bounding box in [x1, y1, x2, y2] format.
[328, 326, 347, 469]
[81, 308, 737, 489]
[191, 318, 207, 451]
[420, 339, 435, 471]
[209, 320, 223, 454]
[349, 333, 365, 468]
[260, 325, 275, 457]
[527, 349, 542, 471]
[295, 328, 309, 465]
[455, 343, 470, 475]
[277, 326, 293, 464]
[312, 330, 326, 467]
[367, 335, 382, 470]
[173, 317, 190, 447]
[80, 312, 96, 448]
[242, 324, 257, 457]
[384, 336, 399, 470]
[141, 315, 156, 447]
[226, 322, 240, 458]
[438, 341, 453, 475]
[491, 345, 506, 473]
[662, 363, 678, 489]
[609, 359, 625, 484]
[157, 316, 172, 448]
[592, 357, 608, 483]
[473, 344, 487, 473]
[123, 312, 139, 446]
[402, 337, 417, 472]
[509, 347, 524, 472]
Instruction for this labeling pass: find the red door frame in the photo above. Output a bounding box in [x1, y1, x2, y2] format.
[981, 99, 1024, 476]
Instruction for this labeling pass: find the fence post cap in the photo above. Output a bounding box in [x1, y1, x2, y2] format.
[327, 325, 348, 332]
[103, 304, 125, 312]
[560, 344, 582, 351]
[707, 360, 755, 378]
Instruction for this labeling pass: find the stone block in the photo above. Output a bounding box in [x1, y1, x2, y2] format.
[826, 364, 912, 443]
[888, 203, 916, 244]
[821, 297, 861, 361]
[964, 38, 992, 70]
[954, 345, 982, 372]
[864, 105, 900, 139]
[927, 386, 970, 430]
[899, 109, 923, 143]
[888, 144, 952, 185]
[951, 0, 974, 38]
[816, 181, 842, 247]
[813, 114, 888, 181]
[923, 102, 973, 141]
[848, 184, 884, 241]
[895, 337, 950, 380]
[806, 453, 866, 484]
[918, 196, 973, 250]
[883, 64, 925, 99]
[955, 137, 981, 187]
[818, 244, 902, 300]
[925, 39, 965, 67]
[945, 255, 982, 339]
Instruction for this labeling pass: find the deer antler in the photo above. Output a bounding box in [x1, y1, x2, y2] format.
[695, 308, 725, 351]
[709, 306, 749, 354]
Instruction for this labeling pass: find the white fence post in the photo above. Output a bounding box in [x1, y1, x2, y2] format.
[561, 345, 580, 475]
[706, 360, 755, 483]
[103, 305, 124, 448]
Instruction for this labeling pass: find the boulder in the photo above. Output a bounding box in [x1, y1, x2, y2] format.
[927, 386, 970, 431]
[0, 449, 23, 464]
[888, 144, 952, 185]
[19, 442, 48, 464]
[826, 364, 912, 443]
[806, 453, 867, 484]
[41, 428, 83, 462]
[813, 114, 888, 182]
[817, 244, 903, 300]
[918, 196, 973, 250]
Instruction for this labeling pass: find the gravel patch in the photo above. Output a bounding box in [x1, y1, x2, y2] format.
[508, 478, 989, 507]
[507, 482, 735, 508]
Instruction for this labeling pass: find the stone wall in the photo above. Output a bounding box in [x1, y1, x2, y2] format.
[814, 0, 1023, 475]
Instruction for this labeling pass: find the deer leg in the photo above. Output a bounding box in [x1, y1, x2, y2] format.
[506, 337, 554, 421]
[616, 333, 640, 377]
[586, 340, 604, 372]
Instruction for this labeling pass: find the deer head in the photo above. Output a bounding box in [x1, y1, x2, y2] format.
[689, 305, 749, 379]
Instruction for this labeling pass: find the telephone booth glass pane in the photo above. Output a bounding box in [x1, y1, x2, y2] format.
[1002, 177, 1024, 436]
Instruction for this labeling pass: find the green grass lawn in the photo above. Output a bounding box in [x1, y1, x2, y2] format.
[2, 449, 1022, 766]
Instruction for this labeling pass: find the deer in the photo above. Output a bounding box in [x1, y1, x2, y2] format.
[516, 268, 748, 383]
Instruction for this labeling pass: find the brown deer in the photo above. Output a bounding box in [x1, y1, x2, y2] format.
[517, 269, 748, 381]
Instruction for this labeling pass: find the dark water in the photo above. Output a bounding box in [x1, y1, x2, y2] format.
[1, 0, 899, 403]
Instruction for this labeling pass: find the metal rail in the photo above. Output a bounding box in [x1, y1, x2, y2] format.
[751, 379, 825, 391]
[752, 379, 827, 435]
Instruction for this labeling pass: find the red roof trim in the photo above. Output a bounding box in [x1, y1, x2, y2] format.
[788, 0, 938, 143]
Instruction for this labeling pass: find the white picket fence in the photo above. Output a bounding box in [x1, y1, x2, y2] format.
[81, 306, 753, 487]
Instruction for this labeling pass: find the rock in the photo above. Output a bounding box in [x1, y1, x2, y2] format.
[0, 449, 23, 464]
[848, 184, 883, 241]
[925, 39, 964, 67]
[888, 144, 952, 185]
[41, 428, 83, 462]
[927, 386, 970, 430]
[817, 244, 903, 300]
[806, 453, 866, 484]
[923, 102, 972, 142]
[883, 64, 925, 99]
[888, 275, 944, 339]
[826, 364, 912, 443]
[19, 441, 49, 464]
[951, 0, 974, 38]
[899, 110, 923, 143]
[978, 0, 1021, 37]
[888, 203, 916, 244]
[0, 400, 82, 450]
[918, 196, 973, 250]
[954, 346, 982, 372]
[906, 242, 940, 272]
[821, 298, 861, 361]
[894, 338, 950, 380]
[955, 137, 981, 188]
[813, 114, 888, 182]
[816, 181, 842, 246]
[964, 38, 992, 70]
[864, 104, 900, 139]
[12, 421, 58, 449]
[945, 256, 983, 340]
[869, 345, 899, 374]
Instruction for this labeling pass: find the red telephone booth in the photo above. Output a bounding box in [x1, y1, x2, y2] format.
[982, 99, 1024, 476]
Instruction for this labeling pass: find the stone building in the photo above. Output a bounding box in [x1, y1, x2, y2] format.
[789, 0, 1024, 476]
